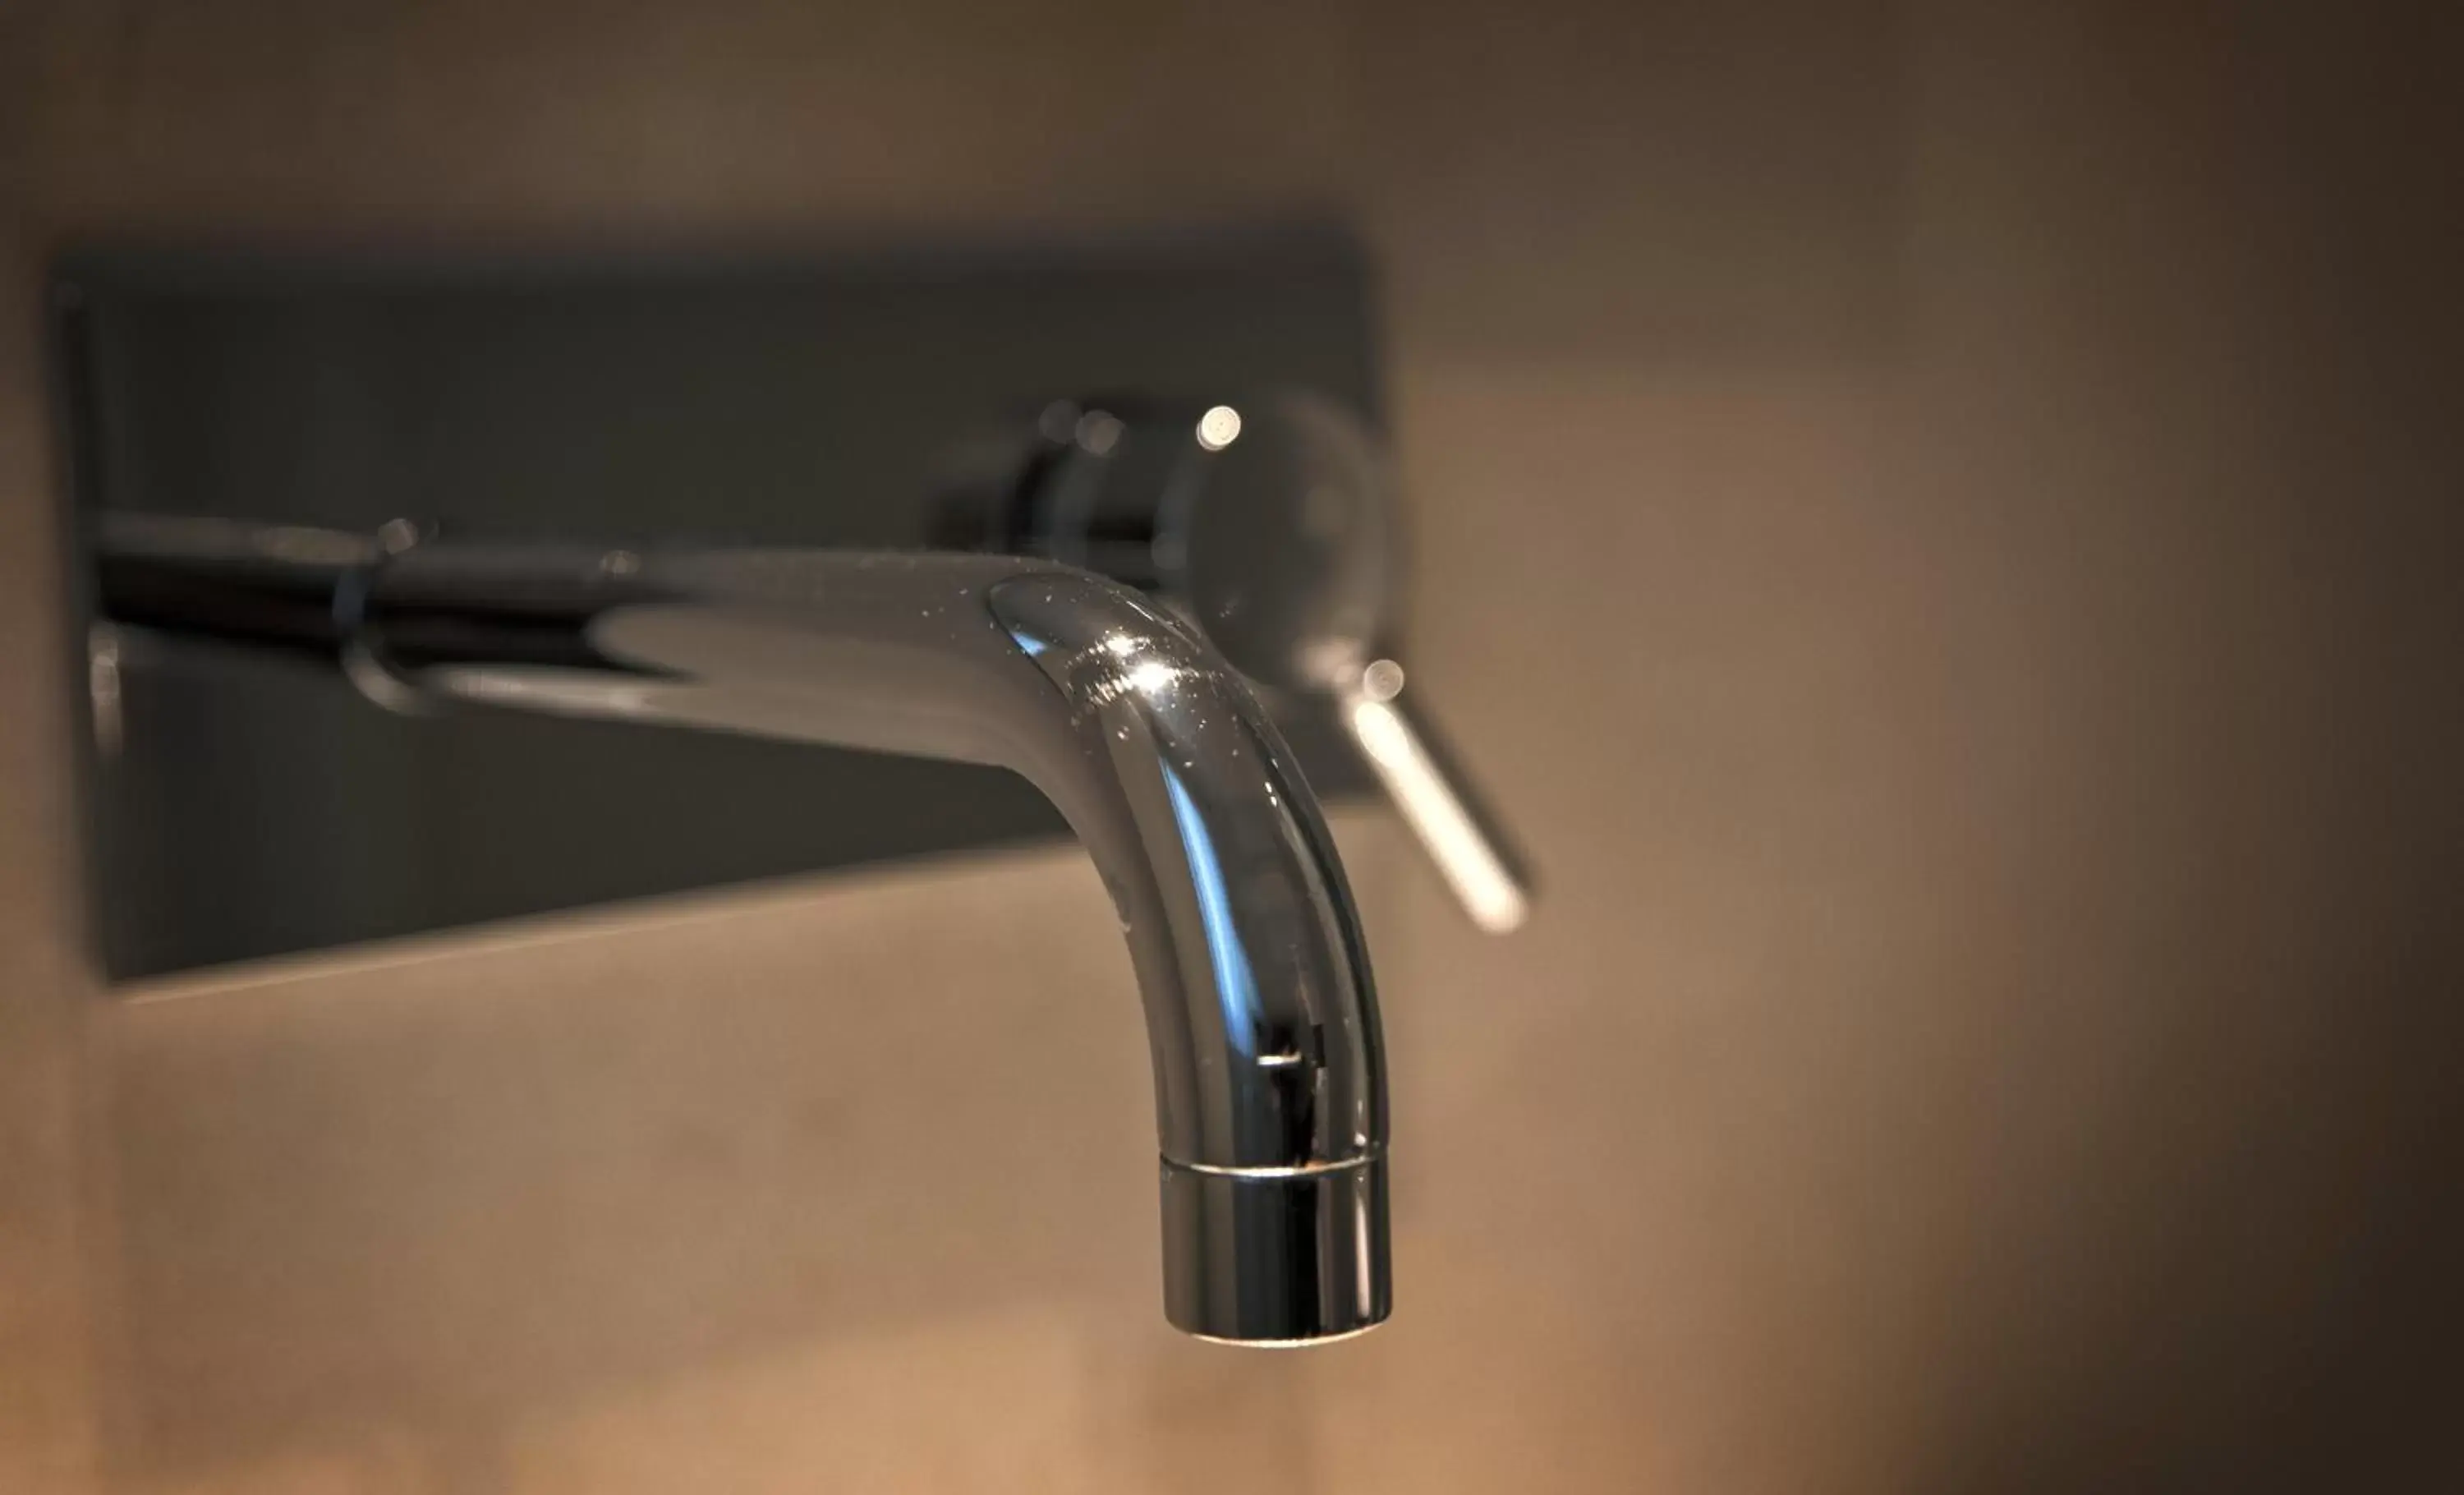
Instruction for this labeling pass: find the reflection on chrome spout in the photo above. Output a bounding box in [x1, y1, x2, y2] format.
[94, 516, 1391, 1345]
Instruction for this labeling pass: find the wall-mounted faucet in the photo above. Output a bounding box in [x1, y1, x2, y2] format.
[93, 514, 1391, 1346]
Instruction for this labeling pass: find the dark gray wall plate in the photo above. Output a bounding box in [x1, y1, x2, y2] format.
[53, 228, 1382, 982]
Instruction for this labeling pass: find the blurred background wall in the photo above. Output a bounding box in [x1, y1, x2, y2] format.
[2, 3, 2456, 1491]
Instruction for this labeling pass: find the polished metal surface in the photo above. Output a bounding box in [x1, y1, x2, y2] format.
[94, 513, 1390, 1345]
[974, 392, 1536, 932]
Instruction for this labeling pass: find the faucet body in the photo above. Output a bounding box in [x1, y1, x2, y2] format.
[94, 517, 1391, 1344]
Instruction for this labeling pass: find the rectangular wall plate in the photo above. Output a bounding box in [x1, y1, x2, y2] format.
[53, 228, 1381, 983]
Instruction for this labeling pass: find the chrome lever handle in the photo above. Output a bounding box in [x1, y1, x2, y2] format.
[1335, 657, 1532, 933]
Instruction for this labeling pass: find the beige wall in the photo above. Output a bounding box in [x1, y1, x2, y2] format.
[5, 4, 2457, 1491]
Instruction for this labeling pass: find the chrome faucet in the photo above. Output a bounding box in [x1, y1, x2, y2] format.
[94, 514, 1391, 1346]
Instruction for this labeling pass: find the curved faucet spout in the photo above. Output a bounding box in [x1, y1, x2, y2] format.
[94, 520, 1391, 1344]
[981, 572, 1390, 1345]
